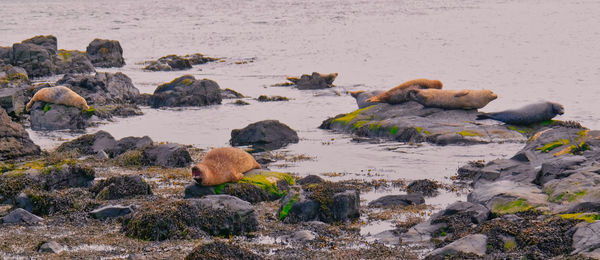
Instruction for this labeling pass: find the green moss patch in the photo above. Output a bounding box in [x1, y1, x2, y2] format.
[508, 126, 528, 134]
[238, 171, 294, 197]
[492, 199, 533, 215]
[560, 213, 600, 223]
[457, 130, 483, 137]
[83, 106, 96, 116]
[331, 106, 374, 125]
[389, 126, 399, 135]
[58, 50, 72, 60]
[279, 193, 299, 220]
[549, 190, 586, 203]
[43, 103, 51, 113]
[536, 139, 570, 153]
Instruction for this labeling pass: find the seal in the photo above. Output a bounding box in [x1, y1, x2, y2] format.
[366, 78, 443, 104]
[26, 86, 90, 111]
[476, 101, 564, 125]
[191, 147, 261, 186]
[410, 89, 497, 110]
[349, 90, 384, 109]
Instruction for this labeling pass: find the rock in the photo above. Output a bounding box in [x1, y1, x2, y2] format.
[221, 88, 245, 99]
[140, 143, 192, 167]
[11, 40, 57, 77]
[185, 241, 262, 260]
[57, 130, 117, 156]
[38, 241, 63, 253]
[124, 195, 258, 240]
[280, 182, 360, 223]
[565, 202, 600, 213]
[430, 201, 489, 225]
[184, 184, 217, 199]
[368, 194, 425, 208]
[90, 205, 134, 220]
[149, 75, 222, 108]
[1, 208, 42, 225]
[0, 65, 30, 117]
[277, 230, 317, 243]
[91, 175, 152, 200]
[15, 192, 32, 212]
[0, 64, 29, 87]
[0, 46, 13, 65]
[55, 49, 96, 74]
[23, 188, 96, 216]
[21, 35, 57, 54]
[85, 38, 125, 68]
[350, 90, 384, 109]
[233, 100, 250, 106]
[407, 179, 439, 197]
[297, 175, 325, 185]
[544, 171, 600, 212]
[288, 72, 337, 90]
[144, 55, 191, 71]
[29, 102, 92, 130]
[320, 102, 531, 145]
[257, 95, 289, 102]
[400, 222, 447, 244]
[0, 107, 40, 160]
[535, 155, 586, 185]
[467, 180, 547, 215]
[108, 136, 153, 157]
[230, 120, 299, 151]
[38, 163, 95, 191]
[56, 72, 140, 106]
[331, 190, 360, 222]
[572, 221, 600, 258]
[425, 234, 487, 259]
[183, 53, 219, 65]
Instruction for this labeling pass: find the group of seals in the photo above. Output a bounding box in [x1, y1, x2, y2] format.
[192, 147, 261, 186]
[365, 78, 443, 104]
[26, 86, 90, 111]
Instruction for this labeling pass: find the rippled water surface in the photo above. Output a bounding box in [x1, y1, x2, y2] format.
[3, 0, 599, 200]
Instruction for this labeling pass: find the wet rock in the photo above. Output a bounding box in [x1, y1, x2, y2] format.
[572, 221, 600, 258]
[280, 182, 359, 223]
[257, 95, 289, 102]
[0, 65, 30, 117]
[57, 130, 117, 156]
[230, 120, 299, 151]
[91, 175, 152, 200]
[39, 162, 95, 189]
[221, 88, 245, 99]
[140, 143, 192, 167]
[368, 194, 425, 208]
[108, 136, 153, 158]
[400, 221, 447, 244]
[297, 175, 325, 185]
[277, 230, 317, 243]
[55, 49, 96, 74]
[0, 46, 13, 65]
[183, 53, 219, 65]
[407, 179, 439, 197]
[321, 102, 530, 145]
[149, 75, 222, 108]
[544, 171, 600, 212]
[144, 55, 191, 71]
[29, 102, 92, 130]
[38, 241, 64, 253]
[0, 107, 40, 160]
[21, 35, 57, 54]
[124, 195, 258, 240]
[287, 72, 337, 90]
[425, 234, 487, 259]
[535, 155, 586, 185]
[1, 208, 42, 225]
[11, 37, 57, 78]
[85, 38, 125, 68]
[350, 90, 384, 109]
[185, 241, 262, 260]
[565, 202, 600, 213]
[467, 180, 547, 215]
[184, 184, 217, 198]
[430, 201, 489, 225]
[90, 205, 134, 220]
[56, 72, 140, 106]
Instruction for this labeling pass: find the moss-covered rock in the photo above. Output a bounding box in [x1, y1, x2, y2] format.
[90, 175, 152, 200]
[185, 241, 262, 260]
[24, 188, 97, 216]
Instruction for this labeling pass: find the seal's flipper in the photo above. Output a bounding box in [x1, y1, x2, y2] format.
[454, 90, 469, 97]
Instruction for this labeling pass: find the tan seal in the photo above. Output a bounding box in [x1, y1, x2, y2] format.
[191, 147, 261, 186]
[26, 86, 90, 111]
[366, 78, 443, 104]
[411, 89, 497, 109]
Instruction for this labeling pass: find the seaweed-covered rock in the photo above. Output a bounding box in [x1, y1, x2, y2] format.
[425, 234, 487, 259]
[124, 195, 258, 240]
[296, 175, 324, 185]
[430, 201, 489, 225]
[90, 205, 134, 220]
[1, 208, 43, 225]
[230, 120, 299, 151]
[320, 102, 537, 145]
[56, 72, 140, 106]
[107, 136, 153, 158]
[407, 179, 439, 197]
[144, 55, 191, 71]
[221, 88, 245, 99]
[185, 241, 262, 260]
[23, 188, 96, 216]
[140, 143, 192, 167]
[29, 102, 93, 130]
[257, 95, 289, 102]
[368, 194, 425, 208]
[85, 38, 125, 68]
[37, 162, 95, 191]
[57, 130, 117, 156]
[55, 49, 95, 74]
[0, 107, 40, 160]
[287, 72, 337, 90]
[183, 53, 219, 65]
[90, 175, 152, 200]
[11, 37, 57, 77]
[149, 75, 222, 108]
[21, 35, 57, 54]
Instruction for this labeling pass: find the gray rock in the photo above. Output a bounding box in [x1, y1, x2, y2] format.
[57, 130, 117, 155]
[15, 192, 32, 213]
[2, 208, 43, 225]
[37, 163, 95, 191]
[467, 180, 547, 214]
[289, 72, 337, 90]
[0, 46, 13, 64]
[56, 72, 140, 106]
[91, 175, 152, 200]
[149, 75, 222, 108]
[184, 183, 216, 198]
[257, 95, 289, 102]
[425, 234, 487, 259]
[350, 90, 384, 109]
[572, 221, 600, 257]
[183, 53, 218, 65]
[278, 230, 317, 243]
[0, 106, 40, 160]
[0, 66, 29, 116]
[400, 222, 447, 243]
[221, 88, 245, 99]
[230, 120, 299, 151]
[29, 102, 91, 130]
[536, 155, 586, 185]
[38, 241, 63, 253]
[331, 190, 360, 222]
[90, 205, 134, 220]
[55, 49, 96, 74]
[368, 194, 425, 208]
[107, 136, 153, 158]
[407, 179, 439, 197]
[141, 143, 192, 167]
[544, 171, 600, 212]
[86, 38, 125, 68]
[21, 35, 57, 54]
[144, 55, 191, 71]
[296, 175, 325, 185]
[11, 42, 57, 78]
[430, 201, 489, 225]
[281, 185, 360, 224]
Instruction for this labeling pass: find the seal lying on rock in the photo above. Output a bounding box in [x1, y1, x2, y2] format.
[365, 79, 443, 104]
[349, 90, 384, 109]
[26, 86, 90, 111]
[192, 147, 261, 186]
[477, 101, 564, 125]
[411, 89, 497, 110]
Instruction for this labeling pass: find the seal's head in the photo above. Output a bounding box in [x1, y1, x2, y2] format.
[485, 90, 498, 101]
[191, 164, 211, 185]
[550, 102, 565, 115]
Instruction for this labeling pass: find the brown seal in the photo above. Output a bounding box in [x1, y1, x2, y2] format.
[366, 78, 443, 104]
[411, 89, 497, 110]
[191, 147, 261, 186]
[26, 86, 90, 111]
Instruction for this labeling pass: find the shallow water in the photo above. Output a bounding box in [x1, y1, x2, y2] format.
[3, 0, 599, 205]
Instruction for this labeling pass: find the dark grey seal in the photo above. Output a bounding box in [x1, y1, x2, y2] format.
[477, 101, 564, 125]
[349, 90, 384, 109]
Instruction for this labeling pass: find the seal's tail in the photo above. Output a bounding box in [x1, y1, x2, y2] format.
[25, 99, 34, 111]
[476, 113, 491, 120]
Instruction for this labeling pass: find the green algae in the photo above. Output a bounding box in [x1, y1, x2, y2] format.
[550, 190, 586, 203]
[560, 213, 600, 223]
[238, 171, 294, 197]
[180, 78, 194, 86]
[43, 103, 51, 113]
[536, 139, 570, 153]
[457, 130, 483, 137]
[508, 126, 528, 134]
[58, 50, 72, 60]
[389, 126, 399, 135]
[492, 199, 532, 215]
[279, 193, 299, 220]
[83, 106, 96, 116]
[504, 240, 517, 250]
[541, 120, 555, 126]
[331, 106, 374, 125]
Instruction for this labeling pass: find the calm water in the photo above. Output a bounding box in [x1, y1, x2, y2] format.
[2, 0, 599, 196]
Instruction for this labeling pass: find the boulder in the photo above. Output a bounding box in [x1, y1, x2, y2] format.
[21, 35, 57, 54]
[21, 188, 96, 216]
[143, 54, 217, 71]
[124, 195, 258, 240]
[467, 180, 547, 215]
[280, 182, 359, 223]
[140, 143, 192, 167]
[296, 175, 325, 185]
[0, 107, 40, 159]
[407, 179, 439, 197]
[1, 208, 43, 225]
[29, 102, 92, 130]
[257, 95, 289, 102]
[107, 136, 153, 158]
[90, 205, 134, 220]
[183, 53, 219, 65]
[11, 42, 57, 78]
[425, 234, 487, 259]
[221, 88, 245, 99]
[350, 90, 384, 109]
[90, 175, 152, 200]
[571, 221, 600, 258]
[0, 46, 13, 65]
[287, 72, 337, 90]
[230, 120, 299, 151]
[85, 38, 125, 68]
[57, 130, 117, 155]
[0, 65, 30, 117]
[368, 194, 425, 208]
[56, 72, 140, 106]
[55, 49, 96, 74]
[430, 201, 489, 225]
[185, 241, 262, 260]
[36, 163, 95, 191]
[149, 75, 222, 108]
[38, 241, 64, 253]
